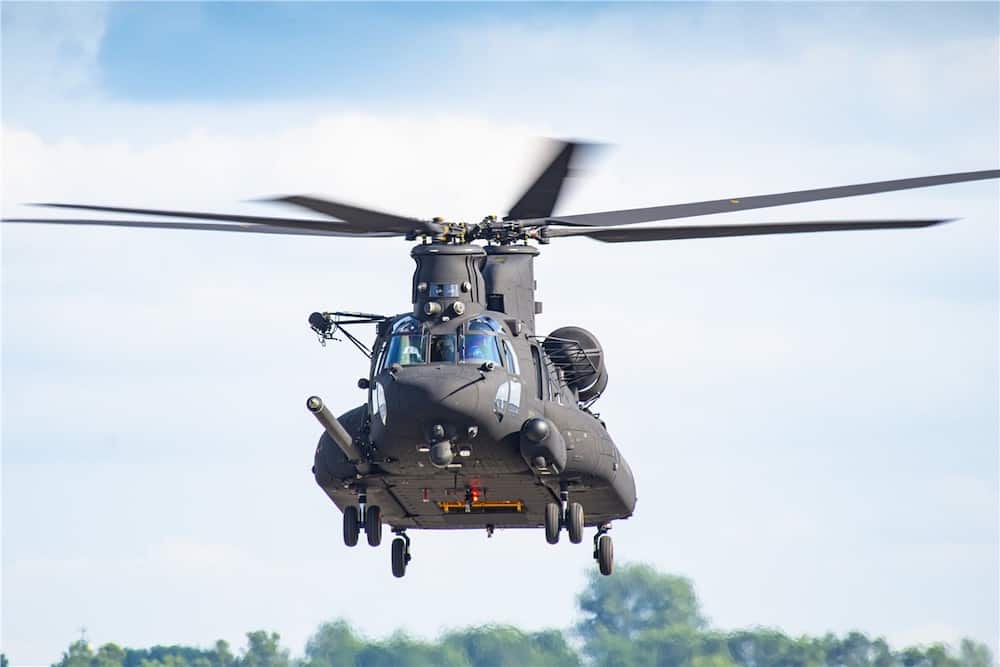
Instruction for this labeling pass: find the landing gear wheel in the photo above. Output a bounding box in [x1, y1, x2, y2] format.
[365, 505, 382, 547]
[566, 502, 584, 544]
[343, 506, 360, 547]
[544, 502, 561, 544]
[596, 535, 614, 576]
[391, 537, 408, 578]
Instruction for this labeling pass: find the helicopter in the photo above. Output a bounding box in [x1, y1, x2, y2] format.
[5, 141, 998, 578]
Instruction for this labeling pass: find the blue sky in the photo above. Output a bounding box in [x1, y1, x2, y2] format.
[2, 2, 998, 665]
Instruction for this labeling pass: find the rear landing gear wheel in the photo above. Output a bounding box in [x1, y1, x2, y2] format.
[343, 506, 360, 547]
[365, 505, 382, 547]
[391, 536, 410, 578]
[544, 502, 561, 544]
[596, 534, 613, 576]
[566, 502, 584, 544]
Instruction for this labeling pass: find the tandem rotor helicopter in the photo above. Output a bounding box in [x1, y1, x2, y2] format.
[6, 141, 998, 578]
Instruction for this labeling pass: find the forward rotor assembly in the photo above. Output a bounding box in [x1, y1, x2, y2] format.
[5, 140, 999, 245]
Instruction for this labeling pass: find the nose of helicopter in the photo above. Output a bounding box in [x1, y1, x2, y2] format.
[371, 365, 484, 450]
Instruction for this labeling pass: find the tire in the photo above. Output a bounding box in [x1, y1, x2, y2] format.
[343, 506, 360, 547]
[597, 535, 614, 576]
[391, 537, 407, 578]
[366, 505, 382, 547]
[567, 502, 584, 544]
[544, 502, 561, 544]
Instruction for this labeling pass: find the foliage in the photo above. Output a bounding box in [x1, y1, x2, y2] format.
[48, 565, 993, 667]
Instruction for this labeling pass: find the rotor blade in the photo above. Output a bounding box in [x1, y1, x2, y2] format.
[27, 202, 400, 235]
[2, 218, 397, 237]
[505, 140, 598, 221]
[266, 195, 436, 234]
[543, 219, 953, 243]
[537, 170, 1000, 227]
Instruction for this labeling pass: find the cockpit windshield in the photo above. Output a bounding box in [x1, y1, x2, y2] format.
[461, 334, 502, 364]
[430, 334, 457, 363]
[381, 316, 508, 368]
[384, 316, 427, 366]
[455, 317, 504, 365]
[385, 333, 427, 366]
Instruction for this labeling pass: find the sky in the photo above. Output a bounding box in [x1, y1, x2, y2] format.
[2, 2, 998, 665]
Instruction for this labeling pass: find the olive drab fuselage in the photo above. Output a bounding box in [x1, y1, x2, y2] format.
[312, 242, 637, 531]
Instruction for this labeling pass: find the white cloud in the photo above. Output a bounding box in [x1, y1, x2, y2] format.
[1, 2, 109, 104]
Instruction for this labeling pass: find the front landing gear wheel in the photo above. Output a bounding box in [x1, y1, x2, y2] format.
[391, 536, 410, 578]
[544, 502, 561, 544]
[343, 506, 360, 547]
[566, 502, 584, 544]
[596, 535, 614, 576]
[365, 505, 382, 547]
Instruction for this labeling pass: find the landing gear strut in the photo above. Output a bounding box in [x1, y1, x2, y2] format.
[391, 530, 411, 578]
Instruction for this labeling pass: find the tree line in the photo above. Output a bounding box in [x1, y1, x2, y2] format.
[27, 564, 994, 667]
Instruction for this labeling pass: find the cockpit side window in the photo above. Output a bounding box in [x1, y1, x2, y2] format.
[548, 365, 564, 405]
[531, 345, 543, 399]
[502, 339, 520, 375]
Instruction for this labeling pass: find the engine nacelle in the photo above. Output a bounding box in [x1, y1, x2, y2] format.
[542, 326, 609, 402]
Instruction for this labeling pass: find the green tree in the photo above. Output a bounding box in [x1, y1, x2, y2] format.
[237, 632, 289, 667]
[41, 563, 996, 667]
[94, 645, 125, 667]
[124, 645, 215, 667]
[54, 640, 95, 667]
[211, 641, 234, 667]
[578, 563, 706, 639]
[442, 625, 581, 667]
[725, 630, 827, 667]
[354, 632, 464, 667]
[577, 562, 707, 664]
[302, 621, 364, 667]
[958, 640, 993, 667]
